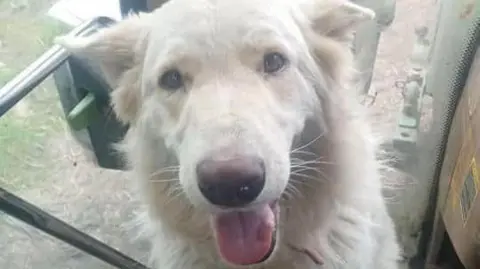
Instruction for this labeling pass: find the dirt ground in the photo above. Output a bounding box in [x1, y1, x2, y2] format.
[0, 0, 437, 268]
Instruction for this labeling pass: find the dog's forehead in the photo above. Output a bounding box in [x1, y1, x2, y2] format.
[147, 0, 293, 46]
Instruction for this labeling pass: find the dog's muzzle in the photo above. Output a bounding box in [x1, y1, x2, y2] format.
[195, 155, 277, 265]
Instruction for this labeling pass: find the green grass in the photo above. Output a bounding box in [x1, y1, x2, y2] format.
[0, 0, 73, 190]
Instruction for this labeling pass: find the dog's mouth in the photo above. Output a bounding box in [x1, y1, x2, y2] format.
[211, 202, 279, 266]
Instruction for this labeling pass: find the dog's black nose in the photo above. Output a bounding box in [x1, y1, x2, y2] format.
[196, 156, 266, 207]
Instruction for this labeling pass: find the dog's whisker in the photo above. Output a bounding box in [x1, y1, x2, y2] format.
[290, 132, 325, 153]
[290, 157, 321, 164]
[281, 189, 295, 201]
[290, 150, 319, 158]
[288, 183, 303, 197]
[148, 167, 180, 178]
[163, 186, 186, 206]
[291, 171, 330, 183]
[290, 164, 323, 171]
[290, 164, 330, 175]
[154, 164, 180, 170]
[291, 161, 331, 181]
[291, 163, 322, 171]
[150, 178, 179, 183]
[289, 177, 317, 189]
[149, 168, 179, 175]
[282, 184, 303, 201]
[291, 159, 337, 166]
[152, 167, 180, 173]
[291, 167, 322, 176]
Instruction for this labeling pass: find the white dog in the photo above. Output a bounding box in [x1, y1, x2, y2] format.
[58, 0, 400, 268]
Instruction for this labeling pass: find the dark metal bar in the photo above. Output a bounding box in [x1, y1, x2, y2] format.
[0, 187, 149, 269]
[0, 17, 114, 118]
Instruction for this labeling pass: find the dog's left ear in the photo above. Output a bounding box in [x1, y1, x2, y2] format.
[301, 0, 375, 40]
[55, 13, 151, 88]
[55, 13, 152, 124]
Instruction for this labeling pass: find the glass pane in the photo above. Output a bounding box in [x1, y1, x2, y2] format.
[0, 0, 470, 268]
[0, 1, 148, 268]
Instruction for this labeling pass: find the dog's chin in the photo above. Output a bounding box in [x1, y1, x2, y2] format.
[210, 202, 280, 267]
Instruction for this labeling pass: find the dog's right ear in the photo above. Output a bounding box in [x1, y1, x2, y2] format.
[56, 13, 152, 124]
[295, 0, 375, 86]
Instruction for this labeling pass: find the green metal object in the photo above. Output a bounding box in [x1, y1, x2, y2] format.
[66, 92, 101, 130]
[393, 26, 431, 151]
[393, 0, 480, 154]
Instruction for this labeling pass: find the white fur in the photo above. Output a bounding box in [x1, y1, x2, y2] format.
[58, 0, 400, 268]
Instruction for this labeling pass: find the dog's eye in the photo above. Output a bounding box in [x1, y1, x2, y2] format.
[263, 52, 288, 74]
[159, 69, 184, 90]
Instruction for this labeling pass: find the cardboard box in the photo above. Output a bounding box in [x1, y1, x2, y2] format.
[440, 48, 480, 269]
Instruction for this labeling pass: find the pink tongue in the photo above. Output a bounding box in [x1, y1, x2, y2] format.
[213, 204, 275, 265]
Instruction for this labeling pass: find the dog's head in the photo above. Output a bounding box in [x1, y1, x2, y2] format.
[59, 0, 374, 266]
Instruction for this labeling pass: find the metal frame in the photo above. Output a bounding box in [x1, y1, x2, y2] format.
[0, 17, 149, 269]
